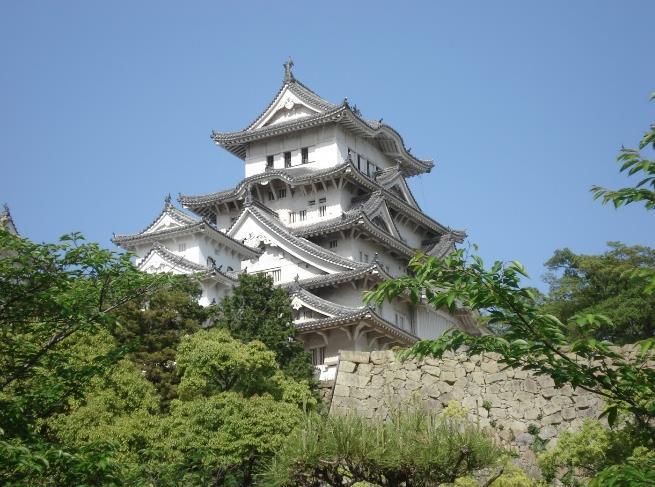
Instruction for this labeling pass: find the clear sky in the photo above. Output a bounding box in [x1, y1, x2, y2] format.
[1, 1, 653, 290]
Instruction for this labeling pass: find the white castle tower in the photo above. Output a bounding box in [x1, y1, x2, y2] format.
[113, 60, 480, 379]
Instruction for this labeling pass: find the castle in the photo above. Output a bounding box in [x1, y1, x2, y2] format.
[112, 60, 480, 379]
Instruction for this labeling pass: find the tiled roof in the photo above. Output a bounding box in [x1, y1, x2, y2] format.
[138, 242, 239, 284]
[112, 220, 259, 259]
[295, 307, 418, 345]
[281, 262, 392, 291]
[231, 201, 365, 271]
[289, 286, 363, 317]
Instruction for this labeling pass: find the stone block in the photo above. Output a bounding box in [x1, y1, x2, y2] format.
[455, 366, 467, 379]
[441, 371, 456, 384]
[422, 365, 441, 377]
[340, 351, 370, 364]
[339, 361, 357, 373]
[463, 361, 476, 373]
[541, 387, 557, 399]
[539, 425, 558, 440]
[542, 402, 561, 417]
[480, 361, 499, 373]
[357, 363, 373, 376]
[524, 408, 540, 421]
[543, 412, 562, 425]
[339, 372, 370, 388]
[351, 387, 371, 400]
[333, 384, 350, 397]
[470, 371, 485, 385]
[405, 380, 421, 391]
[523, 378, 539, 394]
[370, 350, 393, 364]
[561, 407, 577, 421]
[486, 372, 505, 384]
[407, 370, 422, 382]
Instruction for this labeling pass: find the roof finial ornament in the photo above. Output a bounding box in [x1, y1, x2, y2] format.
[283, 57, 294, 82]
[164, 193, 172, 205]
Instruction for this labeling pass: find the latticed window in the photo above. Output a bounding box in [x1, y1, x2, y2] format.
[278, 188, 286, 198]
[319, 205, 326, 217]
[266, 155, 274, 168]
[299, 210, 307, 221]
[311, 346, 326, 366]
[284, 151, 291, 167]
[264, 268, 281, 282]
[301, 147, 309, 164]
[329, 240, 338, 249]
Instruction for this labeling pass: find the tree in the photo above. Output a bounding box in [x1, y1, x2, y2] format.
[367, 96, 655, 450]
[146, 328, 312, 486]
[541, 242, 655, 343]
[260, 403, 505, 487]
[591, 94, 655, 294]
[0, 229, 171, 485]
[112, 278, 208, 410]
[215, 273, 314, 383]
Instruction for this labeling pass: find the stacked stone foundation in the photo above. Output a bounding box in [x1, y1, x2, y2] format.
[327, 349, 606, 471]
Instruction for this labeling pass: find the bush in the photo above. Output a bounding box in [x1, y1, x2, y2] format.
[259, 406, 504, 486]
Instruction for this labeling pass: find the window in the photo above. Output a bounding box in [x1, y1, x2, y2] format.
[364, 253, 369, 263]
[302, 309, 313, 320]
[308, 200, 315, 206]
[329, 240, 338, 249]
[299, 210, 307, 221]
[178, 243, 186, 252]
[265, 268, 281, 282]
[347, 147, 353, 161]
[357, 154, 361, 171]
[311, 346, 326, 366]
[301, 147, 309, 164]
[278, 188, 287, 199]
[395, 313, 405, 329]
[367, 160, 371, 177]
[319, 205, 326, 217]
[266, 155, 274, 168]
[268, 191, 274, 201]
[289, 212, 297, 223]
[284, 151, 291, 167]
[319, 197, 326, 204]
[359, 251, 363, 262]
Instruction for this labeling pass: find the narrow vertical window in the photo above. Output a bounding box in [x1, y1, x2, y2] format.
[284, 151, 291, 167]
[357, 154, 361, 172]
[329, 240, 338, 249]
[266, 155, 274, 168]
[299, 210, 307, 221]
[319, 205, 326, 217]
[278, 188, 286, 198]
[301, 147, 309, 164]
[178, 243, 186, 252]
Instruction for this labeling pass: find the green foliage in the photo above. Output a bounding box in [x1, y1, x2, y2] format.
[542, 242, 655, 343]
[144, 328, 311, 486]
[215, 273, 314, 383]
[112, 278, 208, 410]
[591, 94, 655, 211]
[366, 250, 655, 429]
[0, 229, 171, 485]
[259, 406, 504, 486]
[538, 419, 654, 486]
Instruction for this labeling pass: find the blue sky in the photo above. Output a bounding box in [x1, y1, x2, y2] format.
[1, 1, 653, 290]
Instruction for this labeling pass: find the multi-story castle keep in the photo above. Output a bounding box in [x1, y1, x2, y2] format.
[113, 60, 479, 379]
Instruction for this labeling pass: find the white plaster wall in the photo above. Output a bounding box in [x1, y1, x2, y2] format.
[335, 127, 395, 172]
[241, 246, 323, 284]
[245, 126, 341, 177]
[416, 305, 456, 339]
[262, 185, 344, 227]
[393, 218, 429, 249]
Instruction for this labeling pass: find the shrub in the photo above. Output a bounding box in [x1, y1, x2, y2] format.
[258, 406, 504, 486]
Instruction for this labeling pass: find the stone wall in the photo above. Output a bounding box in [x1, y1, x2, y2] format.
[328, 350, 606, 469]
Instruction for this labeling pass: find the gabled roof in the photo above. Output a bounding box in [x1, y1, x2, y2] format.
[289, 286, 363, 318]
[295, 307, 418, 345]
[281, 262, 392, 291]
[228, 201, 365, 273]
[292, 194, 416, 258]
[112, 197, 259, 260]
[1, 203, 18, 235]
[210, 60, 433, 177]
[179, 160, 464, 241]
[376, 167, 421, 209]
[179, 163, 348, 209]
[138, 242, 239, 285]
